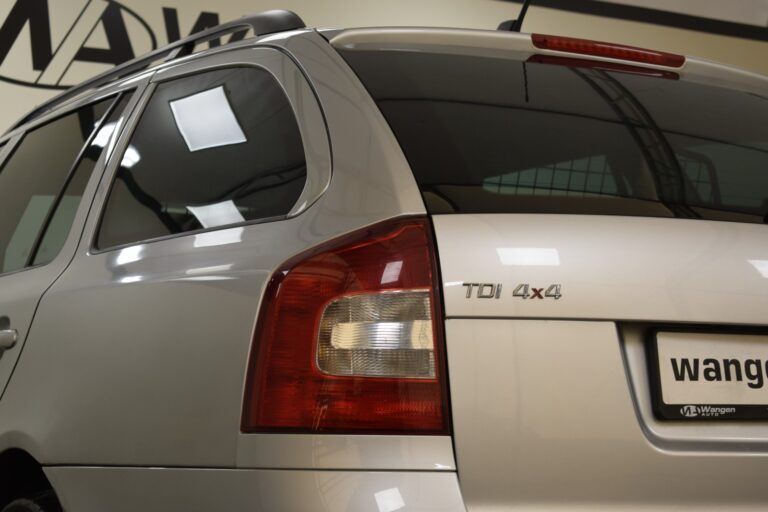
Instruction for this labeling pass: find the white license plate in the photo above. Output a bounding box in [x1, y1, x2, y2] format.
[653, 331, 768, 420]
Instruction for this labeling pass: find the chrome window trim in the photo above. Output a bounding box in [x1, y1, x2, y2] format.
[86, 80, 158, 256]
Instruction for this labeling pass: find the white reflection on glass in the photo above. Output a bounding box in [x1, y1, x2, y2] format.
[187, 200, 245, 229]
[119, 275, 142, 284]
[106, 117, 126, 160]
[193, 227, 244, 248]
[374, 488, 405, 512]
[92, 122, 116, 148]
[748, 260, 768, 278]
[497, 247, 560, 266]
[380, 260, 403, 284]
[121, 145, 141, 168]
[115, 245, 143, 265]
[170, 86, 247, 152]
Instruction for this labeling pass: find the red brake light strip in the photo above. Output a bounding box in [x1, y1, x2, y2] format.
[532, 33, 686, 68]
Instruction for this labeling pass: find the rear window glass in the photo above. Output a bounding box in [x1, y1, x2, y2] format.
[339, 49, 768, 222]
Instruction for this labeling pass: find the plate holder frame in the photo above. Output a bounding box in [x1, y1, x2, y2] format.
[646, 325, 768, 421]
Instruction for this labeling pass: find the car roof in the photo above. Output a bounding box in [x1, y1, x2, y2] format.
[8, 19, 767, 137]
[328, 27, 768, 97]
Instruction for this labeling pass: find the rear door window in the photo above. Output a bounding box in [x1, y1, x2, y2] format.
[0, 96, 118, 274]
[96, 67, 307, 250]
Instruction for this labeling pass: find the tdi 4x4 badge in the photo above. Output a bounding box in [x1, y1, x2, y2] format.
[462, 283, 562, 300]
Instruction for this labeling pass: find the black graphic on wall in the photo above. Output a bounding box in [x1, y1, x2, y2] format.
[0, 0, 225, 90]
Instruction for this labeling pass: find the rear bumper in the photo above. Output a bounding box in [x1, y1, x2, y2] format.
[45, 467, 466, 512]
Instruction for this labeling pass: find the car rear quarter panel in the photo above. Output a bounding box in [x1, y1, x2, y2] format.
[0, 32, 453, 471]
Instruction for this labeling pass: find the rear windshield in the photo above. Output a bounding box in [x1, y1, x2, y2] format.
[339, 48, 768, 223]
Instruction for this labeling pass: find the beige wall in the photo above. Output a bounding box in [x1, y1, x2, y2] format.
[0, 0, 766, 132]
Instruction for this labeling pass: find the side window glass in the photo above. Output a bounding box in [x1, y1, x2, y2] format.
[33, 93, 134, 266]
[97, 67, 307, 250]
[0, 97, 115, 274]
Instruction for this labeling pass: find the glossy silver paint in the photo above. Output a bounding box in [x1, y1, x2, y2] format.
[0, 80, 148, 405]
[0, 24, 766, 512]
[435, 214, 768, 508]
[0, 28, 459, 509]
[446, 319, 768, 510]
[0, 32, 446, 471]
[46, 468, 464, 512]
[434, 214, 768, 324]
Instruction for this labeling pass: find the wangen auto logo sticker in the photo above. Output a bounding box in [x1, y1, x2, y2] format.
[679, 405, 736, 418]
[680, 405, 698, 417]
[0, 0, 225, 89]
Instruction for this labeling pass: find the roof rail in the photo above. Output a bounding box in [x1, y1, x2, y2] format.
[10, 9, 306, 131]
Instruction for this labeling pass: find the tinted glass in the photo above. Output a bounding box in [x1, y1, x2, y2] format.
[0, 98, 113, 274]
[340, 50, 768, 222]
[33, 93, 134, 266]
[97, 67, 306, 250]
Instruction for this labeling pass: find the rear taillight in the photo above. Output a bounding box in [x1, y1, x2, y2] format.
[532, 33, 686, 68]
[242, 217, 450, 435]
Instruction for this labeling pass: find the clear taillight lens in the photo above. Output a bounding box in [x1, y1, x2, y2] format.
[318, 291, 436, 378]
[241, 217, 450, 435]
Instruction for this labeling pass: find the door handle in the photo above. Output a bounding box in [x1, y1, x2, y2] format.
[0, 329, 18, 351]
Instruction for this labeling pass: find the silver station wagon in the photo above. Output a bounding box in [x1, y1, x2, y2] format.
[1, 8, 767, 512]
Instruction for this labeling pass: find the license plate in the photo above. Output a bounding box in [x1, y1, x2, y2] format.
[651, 331, 768, 420]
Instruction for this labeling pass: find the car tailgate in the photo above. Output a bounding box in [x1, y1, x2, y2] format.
[434, 214, 768, 510]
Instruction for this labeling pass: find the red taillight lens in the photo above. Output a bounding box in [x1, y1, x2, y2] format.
[242, 217, 450, 435]
[532, 33, 686, 68]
